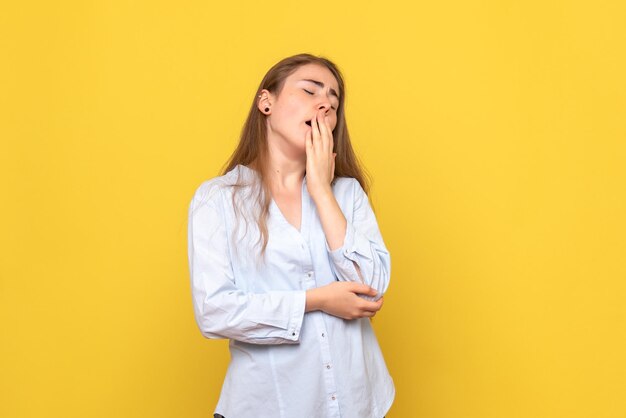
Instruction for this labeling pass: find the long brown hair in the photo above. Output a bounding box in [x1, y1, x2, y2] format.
[220, 53, 372, 259]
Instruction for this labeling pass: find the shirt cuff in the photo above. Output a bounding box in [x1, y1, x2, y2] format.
[286, 290, 306, 342]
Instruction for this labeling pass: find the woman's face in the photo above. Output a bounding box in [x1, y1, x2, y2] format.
[260, 63, 340, 157]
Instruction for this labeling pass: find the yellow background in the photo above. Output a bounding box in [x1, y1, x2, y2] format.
[1, 1, 625, 417]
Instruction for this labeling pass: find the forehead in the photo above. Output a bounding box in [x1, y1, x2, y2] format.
[286, 64, 339, 91]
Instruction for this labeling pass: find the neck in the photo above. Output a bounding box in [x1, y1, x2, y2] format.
[266, 137, 306, 191]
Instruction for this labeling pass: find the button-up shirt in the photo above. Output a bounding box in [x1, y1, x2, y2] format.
[187, 164, 394, 418]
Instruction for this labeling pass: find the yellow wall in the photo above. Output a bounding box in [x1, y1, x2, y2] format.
[1, 1, 624, 417]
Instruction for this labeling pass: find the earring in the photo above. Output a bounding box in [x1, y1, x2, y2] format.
[264, 107, 270, 112]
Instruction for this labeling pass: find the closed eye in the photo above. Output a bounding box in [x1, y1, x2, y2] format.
[304, 89, 337, 110]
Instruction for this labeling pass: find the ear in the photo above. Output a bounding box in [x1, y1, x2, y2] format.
[257, 89, 274, 114]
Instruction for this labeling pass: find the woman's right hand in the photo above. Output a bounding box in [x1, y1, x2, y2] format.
[306, 282, 384, 320]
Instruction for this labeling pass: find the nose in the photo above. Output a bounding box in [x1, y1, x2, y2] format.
[318, 101, 332, 113]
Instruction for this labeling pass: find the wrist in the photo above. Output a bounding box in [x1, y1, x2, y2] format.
[309, 186, 333, 204]
[305, 287, 326, 313]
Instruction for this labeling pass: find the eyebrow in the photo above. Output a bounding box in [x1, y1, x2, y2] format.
[300, 79, 340, 100]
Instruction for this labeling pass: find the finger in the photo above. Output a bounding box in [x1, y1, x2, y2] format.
[364, 286, 379, 297]
[318, 110, 330, 153]
[361, 309, 380, 317]
[324, 114, 334, 153]
[362, 298, 384, 312]
[312, 113, 321, 152]
[350, 282, 377, 296]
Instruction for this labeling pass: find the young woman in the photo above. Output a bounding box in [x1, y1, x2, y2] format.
[187, 53, 394, 418]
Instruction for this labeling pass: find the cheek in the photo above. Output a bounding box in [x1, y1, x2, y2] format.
[274, 97, 300, 120]
[279, 104, 300, 121]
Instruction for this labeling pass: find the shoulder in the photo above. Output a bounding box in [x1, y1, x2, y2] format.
[332, 176, 365, 197]
[189, 165, 252, 211]
[331, 176, 366, 205]
[331, 176, 356, 190]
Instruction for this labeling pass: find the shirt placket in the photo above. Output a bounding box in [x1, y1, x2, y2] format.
[299, 190, 341, 418]
[299, 239, 341, 418]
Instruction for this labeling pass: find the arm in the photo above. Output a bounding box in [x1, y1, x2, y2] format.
[306, 282, 383, 319]
[313, 178, 391, 301]
[188, 184, 305, 345]
[304, 110, 389, 301]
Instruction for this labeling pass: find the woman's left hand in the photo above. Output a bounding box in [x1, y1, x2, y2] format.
[305, 108, 336, 198]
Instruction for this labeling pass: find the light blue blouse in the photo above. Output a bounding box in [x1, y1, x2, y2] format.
[187, 164, 394, 418]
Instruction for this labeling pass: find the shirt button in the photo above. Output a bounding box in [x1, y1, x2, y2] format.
[307, 272, 313, 277]
[331, 395, 336, 401]
[321, 333, 325, 337]
[292, 332, 296, 336]
[326, 364, 331, 369]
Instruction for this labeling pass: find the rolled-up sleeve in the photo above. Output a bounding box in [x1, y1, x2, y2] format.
[326, 178, 391, 300]
[188, 184, 306, 345]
